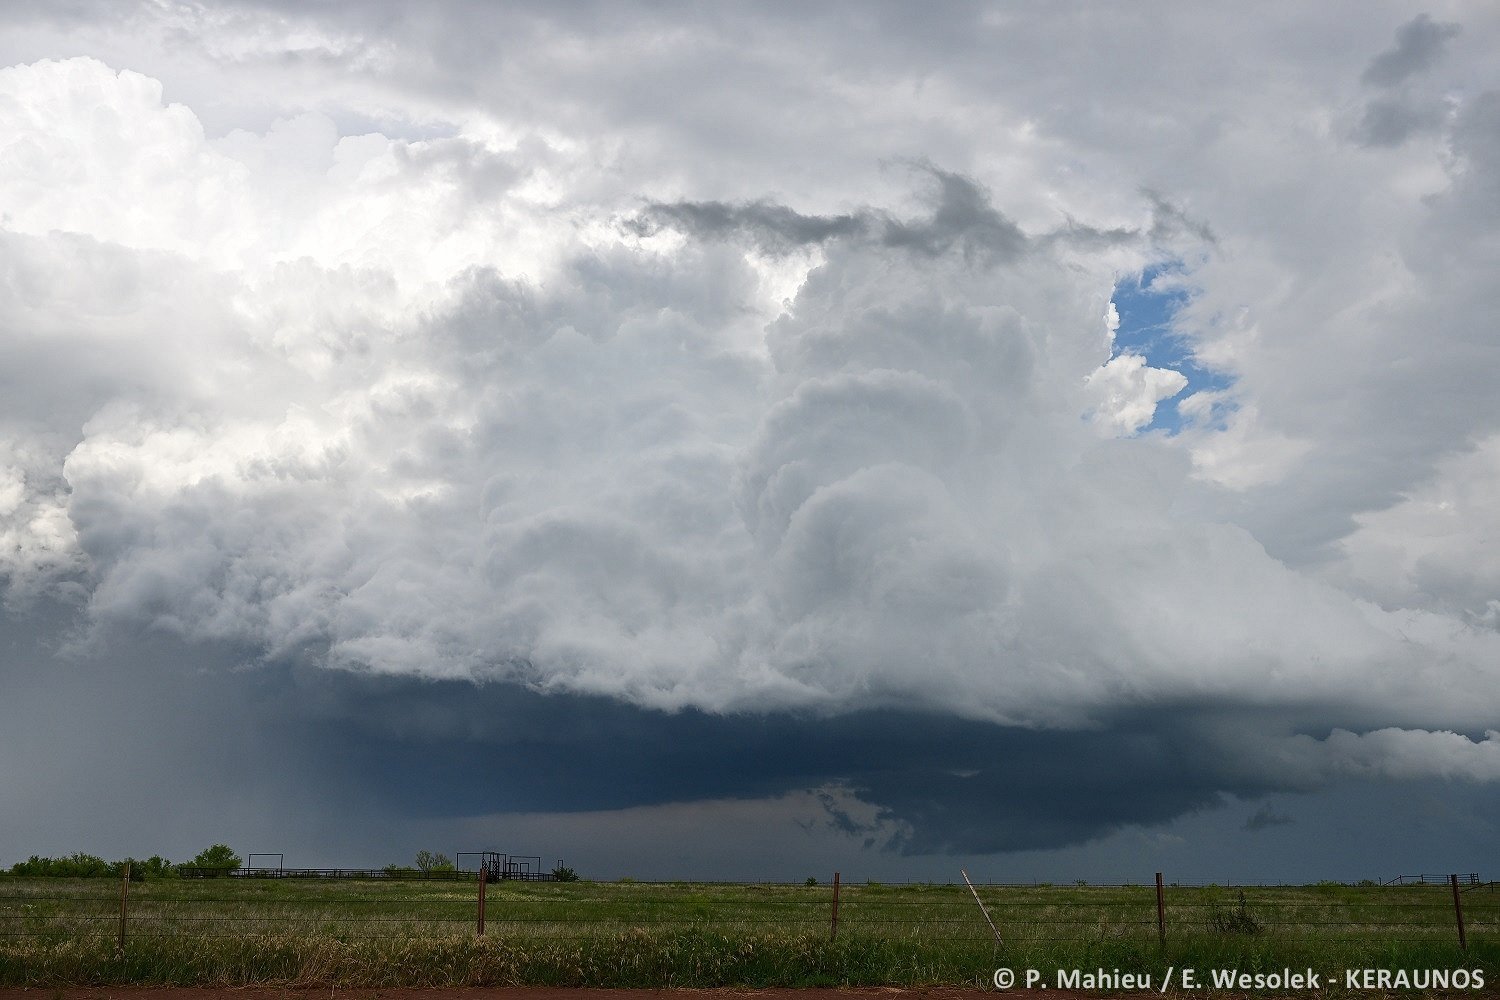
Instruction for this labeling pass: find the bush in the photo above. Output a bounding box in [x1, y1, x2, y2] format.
[551, 865, 579, 882]
[1207, 890, 1262, 935]
[9, 853, 111, 877]
[7, 853, 178, 879]
[134, 856, 177, 879]
[118, 856, 177, 880]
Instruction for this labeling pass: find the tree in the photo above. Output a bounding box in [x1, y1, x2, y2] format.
[551, 864, 579, 882]
[415, 850, 454, 873]
[190, 844, 241, 875]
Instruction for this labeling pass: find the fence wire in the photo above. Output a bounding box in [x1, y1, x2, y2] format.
[0, 878, 1492, 948]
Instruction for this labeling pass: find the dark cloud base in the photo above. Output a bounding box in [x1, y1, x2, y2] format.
[1, 600, 1272, 858]
[4, 607, 1499, 880]
[205, 641, 1285, 856]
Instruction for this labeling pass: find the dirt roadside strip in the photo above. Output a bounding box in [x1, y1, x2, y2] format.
[1, 990, 1492, 1000]
[0, 989, 1120, 1000]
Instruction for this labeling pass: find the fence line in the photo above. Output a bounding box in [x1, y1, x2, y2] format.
[0, 872, 1490, 953]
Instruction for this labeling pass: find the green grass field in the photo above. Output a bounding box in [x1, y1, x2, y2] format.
[1, 875, 1494, 989]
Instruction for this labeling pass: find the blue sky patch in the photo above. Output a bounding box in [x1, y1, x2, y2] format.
[1110, 263, 1234, 433]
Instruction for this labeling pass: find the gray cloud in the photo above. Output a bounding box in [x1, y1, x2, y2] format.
[1353, 96, 1448, 146]
[625, 200, 869, 254]
[1350, 15, 1463, 147]
[1361, 14, 1461, 87]
[876, 167, 1029, 263]
[1243, 803, 1295, 832]
[1142, 190, 1217, 247]
[629, 165, 1030, 264]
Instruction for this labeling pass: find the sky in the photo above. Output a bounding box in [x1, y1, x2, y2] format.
[1, 1, 1499, 883]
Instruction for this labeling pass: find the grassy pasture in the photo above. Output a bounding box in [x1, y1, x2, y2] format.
[1, 876, 1495, 988]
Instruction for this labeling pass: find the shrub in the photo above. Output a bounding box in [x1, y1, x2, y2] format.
[6, 853, 181, 879]
[551, 865, 579, 882]
[134, 856, 177, 879]
[9, 853, 111, 877]
[1207, 890, 1262, 935]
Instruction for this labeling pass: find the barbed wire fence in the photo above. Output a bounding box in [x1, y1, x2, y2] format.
[0, 870, 1492, 952]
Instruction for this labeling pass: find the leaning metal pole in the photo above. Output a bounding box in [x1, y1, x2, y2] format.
[961, 868, 1003, 946]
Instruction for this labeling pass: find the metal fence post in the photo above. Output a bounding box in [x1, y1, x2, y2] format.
[1451, 873, 1467, 951]
[830, 871, 840, 941]
[477, 864, 487, 937]
[1156, 872, 1166, 946]
[118, 861, 131, 954]
[961, 868, 1003, 947]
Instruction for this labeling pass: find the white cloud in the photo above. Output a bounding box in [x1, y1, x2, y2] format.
[1083, 352, 1187, 436]
[0, 56, 568, 288]
[1182, 400, 1314, 490]
[1333, 432, 1500, 622]
[0, 439, 83, 604]
[1256, 728, 1500, 784]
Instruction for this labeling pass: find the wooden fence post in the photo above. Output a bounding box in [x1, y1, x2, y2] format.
[477, 864, 487, 937]
[118, 861, 131, 954]
[830, 871, 840, 941]
[1451, 874, 1467, 951]
[1156, 872, 1166, 946]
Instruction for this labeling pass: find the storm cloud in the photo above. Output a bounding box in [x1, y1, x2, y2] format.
[3, 3, 1500, 875]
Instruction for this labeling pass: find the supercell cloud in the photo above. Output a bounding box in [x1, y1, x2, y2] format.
[1, 2, 1499, 865]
